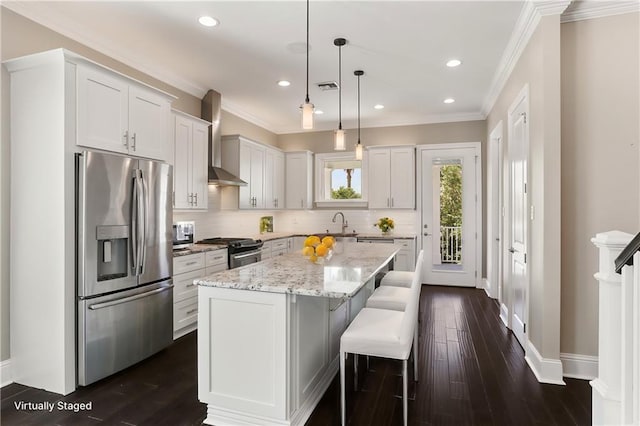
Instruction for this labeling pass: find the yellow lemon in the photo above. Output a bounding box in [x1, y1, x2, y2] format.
[302, 246, 315, 256]
[321, 236, 334, 248]
[315, 243, 329, 257]
[309, 254, 318, 263]
[304, 235, 321, 247]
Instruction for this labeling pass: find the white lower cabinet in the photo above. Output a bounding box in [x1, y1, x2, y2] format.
[173, 249, 227, 339]
[394, 238, 416, 271]
[198, 284, 369, 425]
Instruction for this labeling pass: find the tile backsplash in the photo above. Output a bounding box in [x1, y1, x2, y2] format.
[173, 186, 419, 239]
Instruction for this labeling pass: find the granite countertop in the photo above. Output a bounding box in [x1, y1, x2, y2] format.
[172, 244, 227, 257]
[196, 242, 400, 298]
[254, 232, 416, 241]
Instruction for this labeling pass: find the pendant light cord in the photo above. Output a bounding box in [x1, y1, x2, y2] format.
[338, 44, 342, 130]
[305, 0, 310, 103]
[357, 73, 360, 142]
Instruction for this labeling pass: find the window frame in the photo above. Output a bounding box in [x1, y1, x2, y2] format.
[314, 151, 368, 208]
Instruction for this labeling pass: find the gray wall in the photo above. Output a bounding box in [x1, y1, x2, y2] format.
[560, 12, 639, 357]
[486, 15, 563, 360]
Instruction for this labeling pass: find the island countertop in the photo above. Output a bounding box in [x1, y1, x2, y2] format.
[196, 242, 399, 298]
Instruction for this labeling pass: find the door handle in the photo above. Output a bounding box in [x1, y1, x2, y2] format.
[508, 248, 516, 253]
[89, 285, 173, 310]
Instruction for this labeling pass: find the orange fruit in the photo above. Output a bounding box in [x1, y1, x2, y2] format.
[315, 243, 329, 257]
[321, 236, 334, 248]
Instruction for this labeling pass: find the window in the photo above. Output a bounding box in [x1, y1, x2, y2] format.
[315, 152, 368, 207]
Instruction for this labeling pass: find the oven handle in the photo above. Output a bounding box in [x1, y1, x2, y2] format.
[232, 251, 261, 260]
[88, 285, 173, 310]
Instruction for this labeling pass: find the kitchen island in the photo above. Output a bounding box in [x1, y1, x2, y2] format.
[196, 242, 400, 426]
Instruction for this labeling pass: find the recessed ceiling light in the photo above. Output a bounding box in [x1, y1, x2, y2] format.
[446, 59, 462, 67]
[374, 104, 385, 110]
[444, 98, 455, 104]
[314, 110, 324, 115]
[198, 16, 219, 27]
[277, 80, 291, 87]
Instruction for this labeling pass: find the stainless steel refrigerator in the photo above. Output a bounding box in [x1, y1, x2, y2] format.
[76, 150, 173, 386]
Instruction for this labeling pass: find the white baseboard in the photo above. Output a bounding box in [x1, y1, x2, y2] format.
[560, 352, 598, 380]
[525, 340, 566, 385]
[480, 278, 492, 298]
[1, 359, 13, 388]
[499, 303, 509, 327]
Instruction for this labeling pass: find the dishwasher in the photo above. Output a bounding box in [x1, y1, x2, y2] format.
[356, 237, 396, 285]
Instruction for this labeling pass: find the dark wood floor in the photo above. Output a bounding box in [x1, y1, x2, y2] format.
[1, 286, 591, 426]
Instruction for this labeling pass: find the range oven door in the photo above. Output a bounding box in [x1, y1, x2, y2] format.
[77, 280, 173, 386]
[230, 250, 262, 269]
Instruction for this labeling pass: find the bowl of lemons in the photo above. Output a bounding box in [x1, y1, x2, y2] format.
[302, 235, 334, 263]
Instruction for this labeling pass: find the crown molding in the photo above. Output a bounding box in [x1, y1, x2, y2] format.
[275, 112, 486, 135]
[561, 0, 640, 23]
[481, 0, 571, 117]
[221, 99, 280, 134]
[3, 2, 208, 99]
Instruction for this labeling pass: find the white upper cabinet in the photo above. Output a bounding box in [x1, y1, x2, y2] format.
[367, 146, 415, 209]
[285, 151, 313, 209]
[77, 64, 172, 162]
[173, 111, 209, 210]
[222, 135, 283, 210]
[265, 149, 285, 209]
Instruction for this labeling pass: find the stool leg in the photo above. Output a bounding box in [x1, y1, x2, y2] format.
[354, 353, 358, 391]
[403, 359, 408, 426]
[340, 351, 346, 426]
[414, 326, 419, 382]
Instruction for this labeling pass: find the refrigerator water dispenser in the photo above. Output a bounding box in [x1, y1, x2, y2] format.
[96, 225, 128, 281]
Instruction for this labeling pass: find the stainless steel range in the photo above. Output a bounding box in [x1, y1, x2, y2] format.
[197, 238, 264, 269]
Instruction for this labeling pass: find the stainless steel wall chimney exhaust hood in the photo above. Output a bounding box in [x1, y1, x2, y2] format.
[201, 89, 247, 186]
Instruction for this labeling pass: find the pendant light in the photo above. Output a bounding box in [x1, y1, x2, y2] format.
[301, 0, 314, 129]
[354, 70, 364, 160]
[334, 38, 347, 151]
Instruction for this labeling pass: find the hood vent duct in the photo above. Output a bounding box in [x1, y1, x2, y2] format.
[201, 89, 247, 186]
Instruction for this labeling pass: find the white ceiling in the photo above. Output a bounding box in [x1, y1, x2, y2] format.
[7, 1, 526, 134]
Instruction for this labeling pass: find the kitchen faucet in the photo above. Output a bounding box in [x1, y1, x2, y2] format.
[332, 212, 348, 235]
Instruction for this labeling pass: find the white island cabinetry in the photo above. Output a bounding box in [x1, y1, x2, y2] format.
[197, 243, 397, 425]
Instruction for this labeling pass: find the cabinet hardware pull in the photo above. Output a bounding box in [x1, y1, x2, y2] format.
[387, 198, 390, 207]
[186, 308, 198, 315]
[391, 197, 394, 207]
[131, 132, 137, 151]
[300, 199, 303, 208]
[188, 193, 193, 205]
[194, 193, 198, 206]
[186, 283, 195, 287]
[185, 261, 198, 266]
[123, 130, 129, 148]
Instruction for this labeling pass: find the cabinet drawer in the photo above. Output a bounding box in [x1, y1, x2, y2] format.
[271, 239, 288, 251]
[173, 253, 205, 274]
[173, 269, 205, 302]
[205, 262, 227, 276]
[174, 296, 198, 332]
[394, 239, 410, 248]
[205, 249, 228, 267]
[272, 248, 287, 258]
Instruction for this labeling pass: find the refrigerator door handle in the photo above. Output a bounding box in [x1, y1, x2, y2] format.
[88, 284, 173, 310]
[138, 170, 147, 274]
[131, 171, 139, 275]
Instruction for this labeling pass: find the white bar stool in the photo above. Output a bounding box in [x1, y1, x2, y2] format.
[380, 270, 414, 288]
[340, 251, 424, 426]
